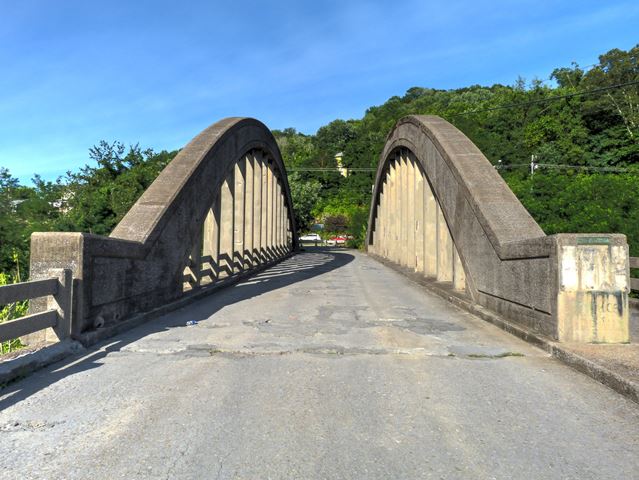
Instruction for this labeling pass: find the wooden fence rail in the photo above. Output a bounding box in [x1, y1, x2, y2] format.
[0, 268, 72, 343]
[631, 257, 639, 292]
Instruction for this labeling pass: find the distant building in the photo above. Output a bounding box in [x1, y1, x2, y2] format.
[51, 190, 74, 214]
[335, 152, 348, 177]
[9, 199, 26, 212]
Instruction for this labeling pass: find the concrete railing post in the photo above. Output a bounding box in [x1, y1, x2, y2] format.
[55, 268, 73, 339]
[24, 267, 73, 344]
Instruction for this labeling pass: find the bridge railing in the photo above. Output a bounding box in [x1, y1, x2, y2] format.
[0, 269, 72, 344]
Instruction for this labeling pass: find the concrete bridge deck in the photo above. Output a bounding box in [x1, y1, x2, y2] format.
[2, 249, 639, 479]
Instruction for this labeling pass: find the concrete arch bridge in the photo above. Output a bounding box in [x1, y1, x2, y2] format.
[1, 116, 637, 479]
[24, 115, 630, 345]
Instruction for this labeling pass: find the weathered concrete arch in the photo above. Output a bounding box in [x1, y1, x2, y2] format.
[367, 115, 630, 343]
[30, 118, 297, 340]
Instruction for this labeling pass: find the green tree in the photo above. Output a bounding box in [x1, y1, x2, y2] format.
[57, 142, 177, 235]
[287, 173, 322, 232]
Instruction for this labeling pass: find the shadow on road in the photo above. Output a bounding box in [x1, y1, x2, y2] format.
[0, 248, 355, 410]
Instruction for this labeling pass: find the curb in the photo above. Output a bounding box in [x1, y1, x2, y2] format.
[0, 340, 85, 386]
[368, 252, 639, 405]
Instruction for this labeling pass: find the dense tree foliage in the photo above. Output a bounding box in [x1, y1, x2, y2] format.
[56, 142, 177, 235]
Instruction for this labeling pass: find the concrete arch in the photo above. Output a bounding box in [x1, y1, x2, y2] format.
[367, 115, 629, 343]
[30, 118, 297, 339]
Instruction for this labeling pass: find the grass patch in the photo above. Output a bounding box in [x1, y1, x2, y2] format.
[1, 273, 28, 355]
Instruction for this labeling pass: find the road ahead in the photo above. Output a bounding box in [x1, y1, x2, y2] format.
[1, 249, 638, 479]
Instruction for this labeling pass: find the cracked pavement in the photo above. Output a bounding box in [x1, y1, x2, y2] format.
[1, 249, 639, 479]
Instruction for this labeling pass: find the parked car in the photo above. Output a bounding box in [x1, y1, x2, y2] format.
[326, 236, 347, 246]
[299, 233, 322, 243]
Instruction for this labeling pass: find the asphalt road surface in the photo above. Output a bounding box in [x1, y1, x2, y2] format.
[1, 249, 638, 479]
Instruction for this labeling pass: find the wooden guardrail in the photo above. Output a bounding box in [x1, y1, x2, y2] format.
[0, 269, 72, 343]
[631, 257, 639, 292]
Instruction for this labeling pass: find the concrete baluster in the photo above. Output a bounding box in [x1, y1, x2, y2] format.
[261, 155, 269, 263]
[424, 177, 437, 277]
[266, 163, 274, 260]
[453, 247, 466, 291]
[244, 154, 254, 269]
[219, 171, 234, 278]
[253, 153, 263, 265]
[233, 160, 245, 274]
[415, 167, 425, 273]
[202, 197, 220, 282]
[275, 180, 281, 253]
[407, 154, 416, 270]
[436, 203, 454, 282]
[389, 158, 398, 263]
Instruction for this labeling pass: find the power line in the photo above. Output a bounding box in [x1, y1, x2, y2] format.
[288, 168, 377, 172]
[495, 162, 633, 173]
[536, 163, 631, 173]
[450, 79, 639, 117]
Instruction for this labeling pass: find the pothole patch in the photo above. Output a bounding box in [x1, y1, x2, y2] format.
[1, 420, 65, 432]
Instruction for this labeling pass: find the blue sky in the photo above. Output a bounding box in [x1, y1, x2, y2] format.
[1, 0, 638, 184]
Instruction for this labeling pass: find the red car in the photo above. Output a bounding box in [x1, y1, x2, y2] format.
[327, 236, 347, 246]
